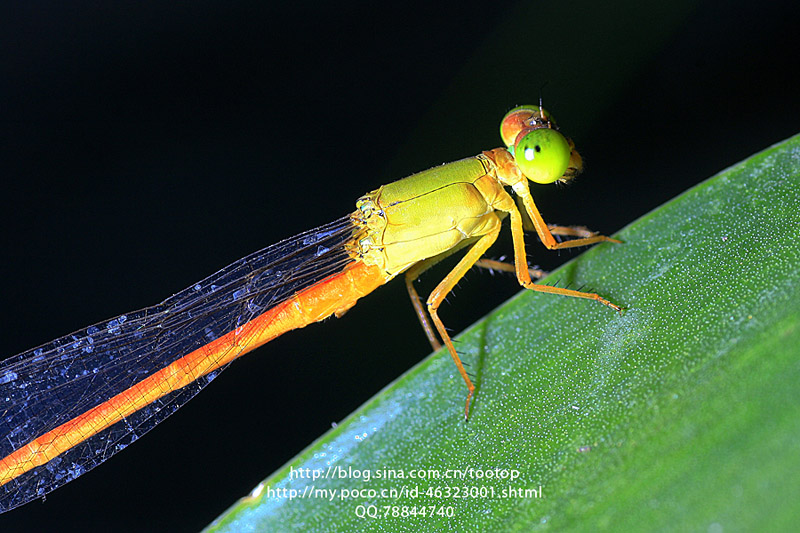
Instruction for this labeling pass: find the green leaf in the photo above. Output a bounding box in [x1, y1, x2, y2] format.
[206, 133, 800, 532]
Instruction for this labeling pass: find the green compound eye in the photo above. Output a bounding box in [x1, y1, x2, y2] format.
[513, 128, 570, 184]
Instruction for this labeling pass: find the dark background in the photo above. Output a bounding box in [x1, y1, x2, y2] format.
[1, 1, 798, 530]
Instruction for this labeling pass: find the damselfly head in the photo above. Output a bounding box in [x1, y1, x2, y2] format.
[500, 105, 558, 149]
[501, 105, 580, 185]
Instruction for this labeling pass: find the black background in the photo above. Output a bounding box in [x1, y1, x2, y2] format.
[1, 1, 798, 531]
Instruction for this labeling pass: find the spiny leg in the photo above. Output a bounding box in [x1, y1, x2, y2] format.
[425, 217, 503, 420]
[505, 190, 622, 311]
[516, 188, 621, 251]
[406, 242, 546, 353]
[474, 258, 546, 280]
[405, 258, 443, 351]
[470, 223, 602, 278]
[547, 224, 608, 239]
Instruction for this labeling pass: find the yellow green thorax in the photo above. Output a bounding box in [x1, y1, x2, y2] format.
[353, 155, 509, 277]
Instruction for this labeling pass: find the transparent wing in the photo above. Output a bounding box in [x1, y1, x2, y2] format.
[0, 215, 358, 512]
